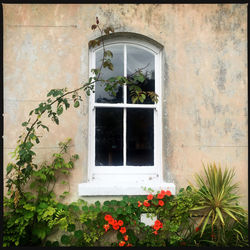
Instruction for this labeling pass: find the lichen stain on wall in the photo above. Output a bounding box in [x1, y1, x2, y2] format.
[3, 4, 248, 208]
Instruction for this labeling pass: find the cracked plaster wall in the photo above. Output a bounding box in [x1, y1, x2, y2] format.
[3, 4, 248, 208]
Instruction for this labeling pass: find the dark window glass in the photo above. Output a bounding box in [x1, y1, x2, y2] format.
[127, 108, 154, 166]
[127, 45, 155, 104]
[95, 108, 123, 166]
[95, 45, 123, 103]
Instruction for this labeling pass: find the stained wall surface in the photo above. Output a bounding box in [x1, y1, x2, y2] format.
[3, 4, 248, 208]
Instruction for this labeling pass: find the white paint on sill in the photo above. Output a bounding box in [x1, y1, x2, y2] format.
[78, 181, 175, 196]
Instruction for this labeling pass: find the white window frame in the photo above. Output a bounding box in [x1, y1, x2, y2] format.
[78, 36, 175, 196]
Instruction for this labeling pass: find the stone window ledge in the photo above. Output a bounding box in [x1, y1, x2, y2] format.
[78, 181, 175, 196]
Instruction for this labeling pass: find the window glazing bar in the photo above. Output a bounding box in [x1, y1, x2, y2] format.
[93, 103, 156, 109]
[123, 45, 127, 167]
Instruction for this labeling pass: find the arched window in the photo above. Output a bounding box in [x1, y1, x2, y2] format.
[79, 33, 175, 196]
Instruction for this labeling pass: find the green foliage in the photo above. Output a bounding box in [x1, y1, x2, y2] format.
[4, 162, 248, 247]
[3, 139, 79, 247]
[190, 162, 248, 246]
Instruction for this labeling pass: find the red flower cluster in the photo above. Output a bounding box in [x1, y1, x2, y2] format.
[124, 235, 129, 241]
[152, 219, 163, 235]
[119, 241, 126, 247]
[137, 190, 172, 208]
[143, 200, 150, 207]
[104, 215, 132, 247]
[103, 224, 110, 232]
[119, 240, 132, 247]
[104, 214, 124, 231]
[157, 190, 165, 199]
[157, 189, 172, 199]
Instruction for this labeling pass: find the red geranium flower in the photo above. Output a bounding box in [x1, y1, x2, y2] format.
[147, 194, 153, 200]
[118, 220, 124, 226]
[158, 200, 164, 206]
[153, 224, 161, 231]
[119, 241, 126, 247]
[103, 224, 110, 232]
[124, 235, 128, 241]
[143, 200, 150, 207]
[120, 227, 126, 234]
[157, 193, 164, 199]
[104, 214, 112, 221]
[153, 220, 163, 231]
[127, 243, 132, 247]
[138, 201, 142, 207]
[153, 230, 158, 235]
[113, 223, 120, 230]
[108, 218, 115, 225]
[154, 220, 161, 226]
[165, 190, 171, 197]
[160, 190, 166, 196]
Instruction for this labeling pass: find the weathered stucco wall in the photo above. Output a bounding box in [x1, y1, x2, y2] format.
[3, 4, 248, 208]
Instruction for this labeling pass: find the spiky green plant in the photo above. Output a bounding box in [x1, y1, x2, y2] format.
[190, 163, 248, 245]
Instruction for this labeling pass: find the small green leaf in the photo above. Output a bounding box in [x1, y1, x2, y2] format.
[103, 201, 110, 206]
[74, 101, 80, 108]
[22, 121, 28, 127]
[95, 201, 101, 207]
[116, 207, 123, 214]
[6, 164, 14, 175]
[41, 124, 49, 132]
[57, 106, 63, 115]
[61, 234, 70, 245]
[102, 205, 109, 212]
[67, 224, 75, 232]
[52, 241, 59, 246]
[139, 96, 144, 103]
[82, 206, 88, 212]
[74, 230, 83, 239]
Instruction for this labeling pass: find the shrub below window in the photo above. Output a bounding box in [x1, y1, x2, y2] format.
[4, 139, 248, 247]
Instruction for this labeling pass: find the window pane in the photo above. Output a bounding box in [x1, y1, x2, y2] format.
[127, 45, 155, 104]
[127, 108, 154, 166]
[95, 45, 124, 103]
[95, 108, 123, 166]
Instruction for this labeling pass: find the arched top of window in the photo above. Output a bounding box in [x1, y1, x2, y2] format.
[90, 32, 163, 55]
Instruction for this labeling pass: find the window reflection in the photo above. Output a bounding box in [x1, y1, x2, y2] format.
[95, 45, 124, 103]
[127, 45, 155, 104]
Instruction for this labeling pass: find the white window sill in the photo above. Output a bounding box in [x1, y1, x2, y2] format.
[78, 181, 175, 196]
